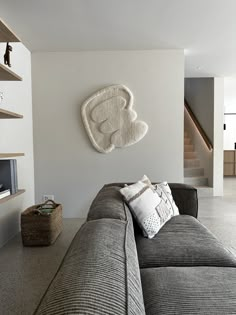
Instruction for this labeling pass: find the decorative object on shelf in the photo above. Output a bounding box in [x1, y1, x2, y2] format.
[21, 199, 63, 246]
[81, 85, 148, 153]
[0, 189, 10, 199]
[0, 159, 18, 194]
[0, 20, 21, 81]
[4, 42, 12, 67]
[0, 92, 3, 105]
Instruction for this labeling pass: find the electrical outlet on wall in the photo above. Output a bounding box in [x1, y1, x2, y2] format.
[42, 194, 54, 202]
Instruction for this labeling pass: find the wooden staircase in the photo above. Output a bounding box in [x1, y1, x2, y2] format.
[184, 131, 208, 186]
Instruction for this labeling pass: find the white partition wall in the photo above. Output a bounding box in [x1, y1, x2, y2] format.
[213, 78, 224, 196]
[32, 50, 184, 218]
[224, 77, 236, 150]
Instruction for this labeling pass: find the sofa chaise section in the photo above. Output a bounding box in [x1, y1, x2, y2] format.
[136, 214, 236, 268]
[141, 267, 236, 315]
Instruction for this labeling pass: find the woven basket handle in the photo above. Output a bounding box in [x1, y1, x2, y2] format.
[42, 199, 57, 206]
[36, 199, 58, 214]
[38, 199, 57, 210]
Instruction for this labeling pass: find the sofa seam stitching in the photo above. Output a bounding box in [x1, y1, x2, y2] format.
[124, 219, 129, 315]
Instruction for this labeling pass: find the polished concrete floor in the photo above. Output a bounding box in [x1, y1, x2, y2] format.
[0, 218, 84, 315]
[198, 177, 236, 256]
[224, 177, 236, 196]
[0, 179, 236, 314]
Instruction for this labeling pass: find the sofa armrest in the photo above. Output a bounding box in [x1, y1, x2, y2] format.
[35, 219, 146, 315]
[168, 183, 198, 218]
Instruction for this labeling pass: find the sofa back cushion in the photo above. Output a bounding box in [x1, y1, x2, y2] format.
[103, 182, 198, 218]
[141, 267, 236, 315]
[169, 183, 198, 218]
[87, 185, 128, 221]
[35, 218, 145, 315]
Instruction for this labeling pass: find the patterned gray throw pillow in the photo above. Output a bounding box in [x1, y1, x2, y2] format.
[120, 177, 179, 238]
[154, 182, 179, 216]
[120, 181, 173, 238]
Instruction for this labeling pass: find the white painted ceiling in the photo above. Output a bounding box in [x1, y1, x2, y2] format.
[0, 0, 236, 77]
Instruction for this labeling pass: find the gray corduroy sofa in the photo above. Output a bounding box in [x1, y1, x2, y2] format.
[35, 183, 236, 315]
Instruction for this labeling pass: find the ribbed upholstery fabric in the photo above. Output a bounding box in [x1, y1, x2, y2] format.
[125, 209, 145, 315]
[103, 183, 198, 218]
[87, 185, 127, 221]
[168, 183, 198, 218]
[35, 183, 236, 315]
[141, 267, 236, 315]
[34, 219, 145, 315]
[136, 215, 236, 268]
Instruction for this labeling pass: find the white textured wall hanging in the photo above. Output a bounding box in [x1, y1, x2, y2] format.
[81, 85, 148, 153]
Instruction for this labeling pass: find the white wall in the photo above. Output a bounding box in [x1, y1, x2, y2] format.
[0, 43, 35, 247]
[32, 50, 184, 218]
[184, 78, 214, 187]
[184, 77, 224, 195]
[185, 78, 214, 144]
[224, 77, 236, 150]
[213, 78, 224, 196]
[184, 108, 213, 187]
[224, 115, 236, 150]
[224, 77, 236, 108]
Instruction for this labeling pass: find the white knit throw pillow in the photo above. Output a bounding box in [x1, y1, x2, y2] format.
[120, 177, 179, 238]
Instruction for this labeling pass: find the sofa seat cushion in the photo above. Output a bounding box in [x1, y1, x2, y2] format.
[35, 219, 145, 315]
[141, 267, 236, 315]
[136, 215, 236, 268]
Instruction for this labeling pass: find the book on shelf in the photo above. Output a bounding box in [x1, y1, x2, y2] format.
[0, 159, 18, 194]
[0, 189, 11, 199]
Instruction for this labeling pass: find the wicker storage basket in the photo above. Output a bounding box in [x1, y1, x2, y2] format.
[21, 200, 62, 246]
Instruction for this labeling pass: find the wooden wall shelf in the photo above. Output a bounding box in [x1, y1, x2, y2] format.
[0, 153, 25, 158]
[0, 20, 25, 209]
[0, 63, 22, 81]
[0, 189, 25, 204]
[0, 108, 23, 119]
[0, 20, 20, 42]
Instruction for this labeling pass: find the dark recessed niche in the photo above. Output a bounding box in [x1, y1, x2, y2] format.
[224, 124, 226, 130]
